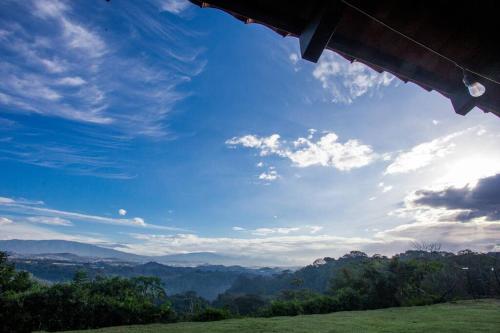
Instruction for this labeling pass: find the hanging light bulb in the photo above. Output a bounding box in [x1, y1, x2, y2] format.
[462, 70, 486, 97]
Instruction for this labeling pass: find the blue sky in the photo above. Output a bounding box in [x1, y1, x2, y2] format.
[1, 0, 500, 265]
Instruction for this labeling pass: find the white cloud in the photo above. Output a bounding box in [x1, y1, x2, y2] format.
[385, 130, 465, 175]
[233, 225, 324, 236]
[375, 220, 500, 253]
[26, 216, 73, 226]
[226, 134, 282, 156]
[60, 18, 106, 58]
[252, 227, 300, 236]
[227, 131, 377, 171]
[289, 52, 299, 65]
[2, 73, 62, 102]
[0, 217, 13, 225]
[378, 182, 393, 193]
[132, 217, 146, 226]
[34, 1, 106, 58]
[0, 220, 109, 244]
[432, 120, 439, 125]
[437, 156, 500, 189]
[258, 169, 279, 181]
[286, 132, 376, 170]
[106, 217, 500, 264]
[40, 58, 66, 73]
[381, 153, 392, 161]
[33, 0, 68, 18]
[308, 225, 323, 234]
[256, 162, 264, 168]
[383, 173, 500, 254]
[159, 0, 190, 14]
[118, 208, 127, 216]
[0, 197, 15, 204]
[389, 190, 462, 225]
[57, 76, 86, 86]
[383, 126, 500, 189]
[312, 53, 394, 104]
[123, 232, 383, 264]
[382, 185, 393, 193]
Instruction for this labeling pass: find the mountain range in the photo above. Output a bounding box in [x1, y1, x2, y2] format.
[0, 239, 282, 267]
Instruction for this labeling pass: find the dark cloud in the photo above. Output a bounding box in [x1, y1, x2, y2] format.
[414, 174, 500, 222]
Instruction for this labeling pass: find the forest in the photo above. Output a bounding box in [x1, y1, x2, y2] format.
[1, 247, 499, 332]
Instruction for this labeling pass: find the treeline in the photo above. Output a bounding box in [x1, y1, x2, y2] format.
[1, 249, 500, 332]
[218, 249, 500, 316]
[12, 259, 270, 300]
[0, 252, 175, 332]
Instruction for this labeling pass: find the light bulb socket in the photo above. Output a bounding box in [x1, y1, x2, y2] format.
[462, 70, 473, 86]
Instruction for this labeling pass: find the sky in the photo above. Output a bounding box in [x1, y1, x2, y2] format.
[1, 0, 500, 266]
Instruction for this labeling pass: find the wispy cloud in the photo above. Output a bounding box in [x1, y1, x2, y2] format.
[56, 76, 86, 86]
[227, 130, 377, 171]
[385, 130, 464, 175]
[26, 216, 73, 226]
[0, 219, 111, 245]
[0, 217, 13, 225]
[231, 225, 323, 236]
[1, 0, 204, 132]
[311, 53, 395, 104]
[0, 136, 134, 179]
[158, 0, 190, 14]
[0, 0, 204, 177]
[384, 127, 497, 181]
[0, 196, 183, 231]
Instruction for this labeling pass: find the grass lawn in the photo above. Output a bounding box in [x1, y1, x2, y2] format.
[64, 299, 500, 333]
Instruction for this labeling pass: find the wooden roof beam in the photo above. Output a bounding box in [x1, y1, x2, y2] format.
[299, 1, 345, 63]
[328, 35, 453, 94]
[451, 92, 476, 116]
[192, 0, 301, 35]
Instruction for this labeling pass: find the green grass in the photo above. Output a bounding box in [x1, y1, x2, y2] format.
[65, 299, 500, 333]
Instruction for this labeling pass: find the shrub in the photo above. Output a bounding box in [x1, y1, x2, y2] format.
[334, 287, 362, 311]
[193, 307, 231, 321]
[301, 295, 338, 314]
[265, 300, 303, 316]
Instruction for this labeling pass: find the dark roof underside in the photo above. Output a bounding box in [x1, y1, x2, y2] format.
[190, 0, 500, 118]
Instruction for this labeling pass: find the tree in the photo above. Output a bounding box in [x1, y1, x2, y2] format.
[411, 241, 442, 253]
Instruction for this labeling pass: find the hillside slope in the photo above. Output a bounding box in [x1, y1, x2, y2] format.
[65, 300, 500, 333]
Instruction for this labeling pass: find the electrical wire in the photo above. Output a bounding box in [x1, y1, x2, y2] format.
[341, 0, 500, 86]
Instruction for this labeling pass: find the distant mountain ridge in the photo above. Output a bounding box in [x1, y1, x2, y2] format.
[0, 239, 280, 267]
[2, 240, 286, 300]
[0, 239, 144, 262]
